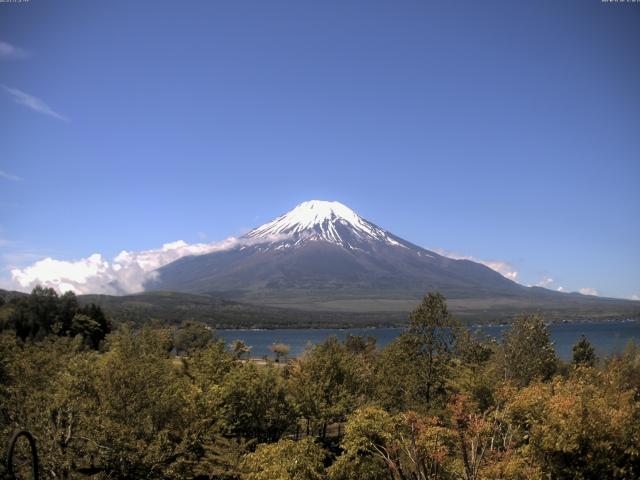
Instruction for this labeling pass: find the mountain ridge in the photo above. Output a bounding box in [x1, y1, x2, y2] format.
[147, 200, 639, 320]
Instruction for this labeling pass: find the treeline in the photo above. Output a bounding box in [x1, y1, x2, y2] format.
[0, 286, 111, 349]
[76, 291, 407, 329]
[0, 293, 639, 479]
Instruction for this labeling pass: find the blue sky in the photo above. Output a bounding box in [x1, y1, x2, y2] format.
[0, 0, 639, 298]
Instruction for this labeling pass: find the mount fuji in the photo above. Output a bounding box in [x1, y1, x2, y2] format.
[148, 200, 639, 320]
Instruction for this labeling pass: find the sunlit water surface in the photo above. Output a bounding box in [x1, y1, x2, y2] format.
[217, 320, 640, 359]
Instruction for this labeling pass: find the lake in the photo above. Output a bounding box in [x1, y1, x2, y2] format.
[217, 320, 640, 360]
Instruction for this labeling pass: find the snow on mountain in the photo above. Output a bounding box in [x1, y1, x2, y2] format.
[244, 200, 405, 249]
[151, 199, 524, 298]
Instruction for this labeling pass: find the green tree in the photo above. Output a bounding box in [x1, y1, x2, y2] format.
[0, 334, 97, 478]
[69, 313, 103, 348]
[6, 287, 109, 348]
[219, 362, 296, 442]
[56, 290, 80, 333]
[605, 340, 640, 407]
[174, 320, 212, 355]
[506, 368, 640, 479]
[88, 327, 197, 478]
[344, 334, 376, 355]
[407, 292, 460, 406]
[572, 334, 597, 368]
[330, 406, 454, 480]
[501, 314, 557, 387]
[243, 437, 326, 480]
[289, 336, 370, 438]
[77, 302, 111, 346]
[374, 333, 433, 412]
[10, 286, 59, 340]
[231, 339, 252, 359]
[447, 329, 498, 412]
[186, 339, 235, 391]
[192, 436, 252, 480]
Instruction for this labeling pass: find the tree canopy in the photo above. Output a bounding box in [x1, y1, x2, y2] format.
[1, 291, 638, 479]
[2, 286, 111, 348]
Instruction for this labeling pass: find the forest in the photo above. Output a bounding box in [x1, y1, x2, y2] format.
[1, 288, 639, 479]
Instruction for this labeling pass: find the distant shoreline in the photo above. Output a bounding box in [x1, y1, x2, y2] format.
[215, 319, 640, 360]
[213, 317, 640, 331]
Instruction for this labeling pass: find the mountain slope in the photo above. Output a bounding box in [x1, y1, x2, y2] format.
[148, 200, 640, 318]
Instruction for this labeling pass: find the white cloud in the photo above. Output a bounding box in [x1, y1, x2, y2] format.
[631, 294, 640, 301]
[530, 278, 603, 297]
[9, 234, 288, 295]
[579, 287, 600, 296]
[433, 248, 519, 282]
[0, 170, 21, 181]
[0, 40, 29, 60]
[480, 261, 519, 281]
[536, 276, 554, 288]
[2, 85, 69, 122]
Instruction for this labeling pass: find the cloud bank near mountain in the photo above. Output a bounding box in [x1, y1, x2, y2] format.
[433, 248, 519, 282]
[10, 235, 287, 295]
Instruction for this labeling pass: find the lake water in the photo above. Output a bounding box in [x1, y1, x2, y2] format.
[217, 320, 640, 360]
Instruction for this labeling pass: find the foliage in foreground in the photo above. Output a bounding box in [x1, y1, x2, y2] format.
[0, 290, 639, 479]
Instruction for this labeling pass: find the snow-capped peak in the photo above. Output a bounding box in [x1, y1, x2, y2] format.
[256, 200, 362, 232]
[245, 200, 405, 249]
